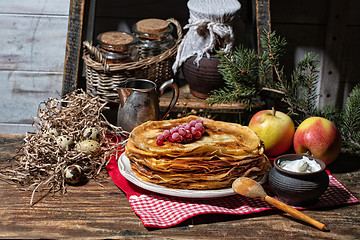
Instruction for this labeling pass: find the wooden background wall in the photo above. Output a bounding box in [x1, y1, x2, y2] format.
[271, 0, 360, 109]
[1, 0, 359, 134]
[0, 0, 70, 134]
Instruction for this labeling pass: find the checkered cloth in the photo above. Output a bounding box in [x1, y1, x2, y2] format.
[106, 152, 358, 228]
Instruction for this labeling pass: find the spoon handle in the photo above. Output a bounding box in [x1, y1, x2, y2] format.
[264, 196, 329, 231]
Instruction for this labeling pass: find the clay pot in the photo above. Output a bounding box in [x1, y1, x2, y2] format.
[268, 154, 329, 206]
[182, 54, 224, 99]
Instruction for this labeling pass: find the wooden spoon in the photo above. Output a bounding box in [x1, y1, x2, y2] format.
[232, 177, 329, 231]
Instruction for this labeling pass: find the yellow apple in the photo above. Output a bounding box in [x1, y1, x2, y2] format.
[293, 117, 342, 165]
[249, 109, 295, 156]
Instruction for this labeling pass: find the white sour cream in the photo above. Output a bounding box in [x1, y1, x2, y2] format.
[279, 156, 321, 173]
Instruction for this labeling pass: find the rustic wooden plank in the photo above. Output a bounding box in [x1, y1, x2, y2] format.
[0, 14, 68, 72]
[62, 0, 86, 95]
[268, 0, 360, 109]
[0, 1, 70, 134]
[254, 0, 271, 54]
[318, 0, 349, 108]
[0, 0, 70, 15]
[0, 71, 63, 125]
[347, 0, 360, 25]
[339, 26, 360, 107]
[84, 0, 97, 43]
[92, 0, 189, 41]
[95, 0, 189, 19]
[270, 0, 329, 25]
[239, 0, 257, 49]
[0, 134, 24, 160]
[0, 134, 359, 239]
[270, 23, 326, 83]
[0, 124, 35, 135]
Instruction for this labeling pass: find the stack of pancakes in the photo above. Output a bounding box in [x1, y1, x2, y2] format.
[125, 115, 270, 190]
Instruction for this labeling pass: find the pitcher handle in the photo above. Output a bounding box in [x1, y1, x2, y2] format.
[159, 79, 179, 120]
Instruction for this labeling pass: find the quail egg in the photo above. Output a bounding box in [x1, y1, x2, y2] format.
[64, 164, 84, 184]
[43, 128, 59, 138]
[82, 127, 100, 141]
[76, 139, 101, 156]
[56, 135, 74, 150]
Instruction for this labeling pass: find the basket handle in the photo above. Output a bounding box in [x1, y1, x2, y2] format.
[167, 18, 183, 42]
[83, 41, 110, 72]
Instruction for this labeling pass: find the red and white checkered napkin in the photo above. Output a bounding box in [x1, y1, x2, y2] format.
[106, 154, 358, 228]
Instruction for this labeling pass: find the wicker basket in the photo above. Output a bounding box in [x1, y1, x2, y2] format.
[82, 18, 182, 102]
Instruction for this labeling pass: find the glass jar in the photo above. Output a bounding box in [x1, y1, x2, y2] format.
[96, 31, 138, 64]
[132, 18, 175, 60]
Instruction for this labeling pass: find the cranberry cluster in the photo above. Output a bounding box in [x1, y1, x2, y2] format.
[156, 119, 205, 146]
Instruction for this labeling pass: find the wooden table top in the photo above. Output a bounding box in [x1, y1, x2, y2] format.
[1, 134, 359, 239]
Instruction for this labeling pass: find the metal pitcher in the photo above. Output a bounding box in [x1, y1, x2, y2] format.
[116, 79, 179, 132]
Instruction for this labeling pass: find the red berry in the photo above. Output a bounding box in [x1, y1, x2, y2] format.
[196, 118, 203, 124]
[183, 123, 190, 131]
[193, 131, 202, 139]
[172, 132, 180, 140]
[178, 127, 186, 136]
[163, 130, 170, 138]
[195, 122, 203, 130]
[170, 127, 178, 134]
[189, 120, 196, 127]
[177, 135, 184, 142]
[190, 127, 197, 135]
[156, 139, 164, 146]
[157, 134, 164, 140]
[185, 130, 192, 138]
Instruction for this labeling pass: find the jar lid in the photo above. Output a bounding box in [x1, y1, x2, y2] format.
[136, 18, 169, 34]
[97, 31, 135, 52]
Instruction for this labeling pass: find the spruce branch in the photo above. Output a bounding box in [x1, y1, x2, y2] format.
[208, 30, 323, 118]
[206, 30, 360, 154]
[281, 52, 321, 117]
[258, 31, 287, 90]
[207, 45, 260, 106]
[260, 87, 285, 95]
[340, 84, 360, 153]
[218, 50, 245, 74]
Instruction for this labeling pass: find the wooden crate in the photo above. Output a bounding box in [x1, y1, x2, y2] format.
[62, 0, 271, 124]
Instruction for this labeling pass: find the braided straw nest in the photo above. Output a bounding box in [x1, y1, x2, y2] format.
[0, 90, 128, 205]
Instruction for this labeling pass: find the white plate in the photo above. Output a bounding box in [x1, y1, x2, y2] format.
[118, 153, 268, 198]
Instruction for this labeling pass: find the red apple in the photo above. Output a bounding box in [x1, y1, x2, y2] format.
[293, 117, 342, 165]
[249, 109, 295, 156]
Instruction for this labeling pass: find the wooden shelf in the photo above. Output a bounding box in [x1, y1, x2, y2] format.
[159, 83, 264, 114]
[62, 0, 270, 120]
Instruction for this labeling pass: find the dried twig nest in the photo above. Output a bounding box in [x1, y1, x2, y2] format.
[0, 90, 128, 205]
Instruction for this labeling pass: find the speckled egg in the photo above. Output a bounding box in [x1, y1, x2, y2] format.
[76, 139, 101, 156]
[56, 135, 74, 150]
[44, 128, 59, 138]
[64, 164, 84, 184]
[82, 127, 100, 141]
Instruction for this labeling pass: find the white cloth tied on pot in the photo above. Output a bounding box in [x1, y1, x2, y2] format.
[173, 0, 241, 73]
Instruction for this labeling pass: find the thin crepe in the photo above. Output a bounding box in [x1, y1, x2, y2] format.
[125, 116, 270, 190]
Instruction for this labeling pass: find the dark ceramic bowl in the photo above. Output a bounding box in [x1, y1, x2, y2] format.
[268, 154, 329, 206]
